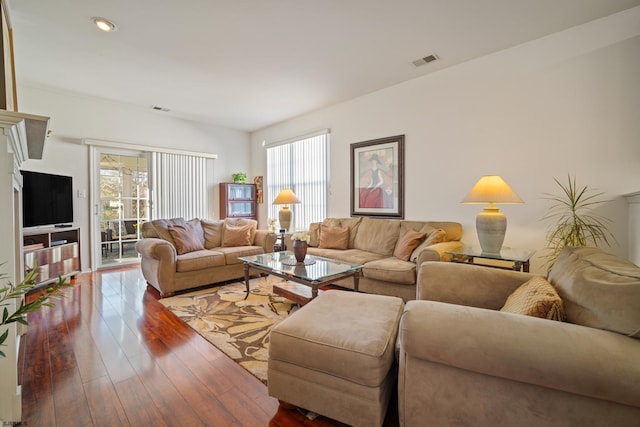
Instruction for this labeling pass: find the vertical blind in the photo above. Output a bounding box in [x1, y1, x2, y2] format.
[152, 152, 208, 219]
[267, 131, 329, 230]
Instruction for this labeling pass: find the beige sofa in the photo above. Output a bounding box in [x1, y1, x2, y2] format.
[136, 217, 276, 297]
[285, 217, 463, 301]
[398, 246, 640, 426]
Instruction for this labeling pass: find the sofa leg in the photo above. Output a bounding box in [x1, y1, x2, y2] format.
[278, 400, 298, 411]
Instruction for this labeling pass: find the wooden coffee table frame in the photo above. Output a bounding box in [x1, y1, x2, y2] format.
[242, 258, 361, 306]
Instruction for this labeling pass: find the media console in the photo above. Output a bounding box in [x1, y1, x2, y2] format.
[23, 227, 80, 288]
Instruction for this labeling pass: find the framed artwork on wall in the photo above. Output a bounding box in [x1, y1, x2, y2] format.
[350, 135, 405, 219]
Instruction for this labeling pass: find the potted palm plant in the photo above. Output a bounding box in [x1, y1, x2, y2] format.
[541, 175, 615, 270]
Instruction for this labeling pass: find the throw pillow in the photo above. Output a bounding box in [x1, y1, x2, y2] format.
[222, 224, 253, 247]
[393, 230, 427, 261]
[318, 224, 349, 250]
[410, 229, 447, 262]
[224, 218, 257, 242]
[168, 224, 205, 255]
[500, 276, 565, 321]
[150, 217, 187, 248]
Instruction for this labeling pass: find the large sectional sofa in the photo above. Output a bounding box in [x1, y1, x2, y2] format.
[136, 217, 276, 297]
[398, 246, 640, 426]
[285, 217, 464, 301]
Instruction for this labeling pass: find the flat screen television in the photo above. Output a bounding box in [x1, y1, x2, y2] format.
[21, 170, 74, 228]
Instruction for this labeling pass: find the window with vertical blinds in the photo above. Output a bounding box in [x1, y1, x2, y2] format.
[267, 131, 329, 230]
[152, 152, 209, 220]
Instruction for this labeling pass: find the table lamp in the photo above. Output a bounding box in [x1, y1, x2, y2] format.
[273, 188, 300, 231]
[461, 175, 523, 254]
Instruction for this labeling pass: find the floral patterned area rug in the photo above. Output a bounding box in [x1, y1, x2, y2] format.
[158, 276, 297, 384]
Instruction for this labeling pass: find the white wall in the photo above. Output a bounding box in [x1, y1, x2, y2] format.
[251, 9, 640, 274]
[17, 86, 251, 271]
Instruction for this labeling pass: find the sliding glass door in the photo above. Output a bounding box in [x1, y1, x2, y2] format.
[94, 149, 149, 268]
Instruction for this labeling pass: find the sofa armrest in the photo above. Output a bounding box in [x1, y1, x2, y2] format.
[135, 237, 177, 264]
[254, 230, 276, 252]
[400, 300, 640, 408]
[417, 261, 535, 310]
[414, 241, 463, 264]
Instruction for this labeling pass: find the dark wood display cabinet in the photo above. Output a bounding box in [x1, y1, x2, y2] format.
[219, 183, 257, 221]
[23, 227, 80, 288]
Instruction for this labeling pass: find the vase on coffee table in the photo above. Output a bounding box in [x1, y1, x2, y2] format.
[293, 240, 308, 263]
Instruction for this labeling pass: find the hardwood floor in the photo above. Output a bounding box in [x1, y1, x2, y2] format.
[19, 266, 399, 426]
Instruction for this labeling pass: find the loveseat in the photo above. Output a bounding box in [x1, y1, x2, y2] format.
[136, 217, 276, 297]
[285, 217, 463, 301]
[398, 246, 640, 426]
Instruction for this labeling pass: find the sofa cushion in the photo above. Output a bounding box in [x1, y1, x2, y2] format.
[500, 276, 565, 321]
[308, 248, 385, 265]
[308, 222, 321, 247]
[319, 224, 349, 250]
[353, 217, 401, 256]
[141, 221, 159, 238]
[168, 224, 205, 255]
[201, 219, 224, 249]
[222, 224, 253, 247]
[214, 246, 264, 264]
[151, 217, 187, 248]
[410, 229, 447, 262]
[363, 258, 416, 285]
[548, 246, 640, 338]
[394, 230, 427, 261]
[186, 218, 205, 245]
[176, 249, 226, 272]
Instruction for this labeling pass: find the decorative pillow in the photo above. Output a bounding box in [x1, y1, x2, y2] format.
[224, 218, 257, 242]
[168, 224, 205, 255]
[222, 224, 253, 247]
[150, 217, 187, 248]
[201, 219, 224, 249]
[500, 276, 565, 321]
[318, 224, 349, 250]
[393, 230, 427, 261]
[410, 229, 447, 262]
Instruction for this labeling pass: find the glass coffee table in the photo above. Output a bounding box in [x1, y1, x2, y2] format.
[239, 251, 363, 305]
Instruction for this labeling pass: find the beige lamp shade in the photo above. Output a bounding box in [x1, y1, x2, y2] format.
[273, 188, 301, 231]
[461, 176, 523, 254]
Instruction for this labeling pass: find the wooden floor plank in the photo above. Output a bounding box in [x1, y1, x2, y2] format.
[83, 375, 130, 427]
[19, 265, 399, 426]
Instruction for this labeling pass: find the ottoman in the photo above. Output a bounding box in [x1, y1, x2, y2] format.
[268, 290, 405, 427]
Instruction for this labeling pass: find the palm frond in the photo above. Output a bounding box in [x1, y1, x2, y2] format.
[540, 174, 615, 270]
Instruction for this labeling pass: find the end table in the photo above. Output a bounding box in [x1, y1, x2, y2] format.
[446, 246, 535, 272]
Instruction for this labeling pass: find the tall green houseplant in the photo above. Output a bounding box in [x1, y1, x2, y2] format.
[541, 175, 614, 269]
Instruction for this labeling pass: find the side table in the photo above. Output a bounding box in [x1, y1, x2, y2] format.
[446, 246, 535, 272]
[273, 230, 287, 252]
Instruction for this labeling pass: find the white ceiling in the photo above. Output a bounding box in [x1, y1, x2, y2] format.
[9, 0, 640, 132]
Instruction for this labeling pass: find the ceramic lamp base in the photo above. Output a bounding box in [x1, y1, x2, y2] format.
[476, 208, 507, 254]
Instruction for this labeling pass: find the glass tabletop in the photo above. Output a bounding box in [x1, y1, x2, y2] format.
[446, 245, 536, 262]
[239, 251, 363, 281]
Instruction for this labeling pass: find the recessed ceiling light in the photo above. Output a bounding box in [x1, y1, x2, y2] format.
[92, 17, 117, 32]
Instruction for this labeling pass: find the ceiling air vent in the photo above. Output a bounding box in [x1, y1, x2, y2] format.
[412, 54, 438, 67]
[152, 106, 170, 112]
